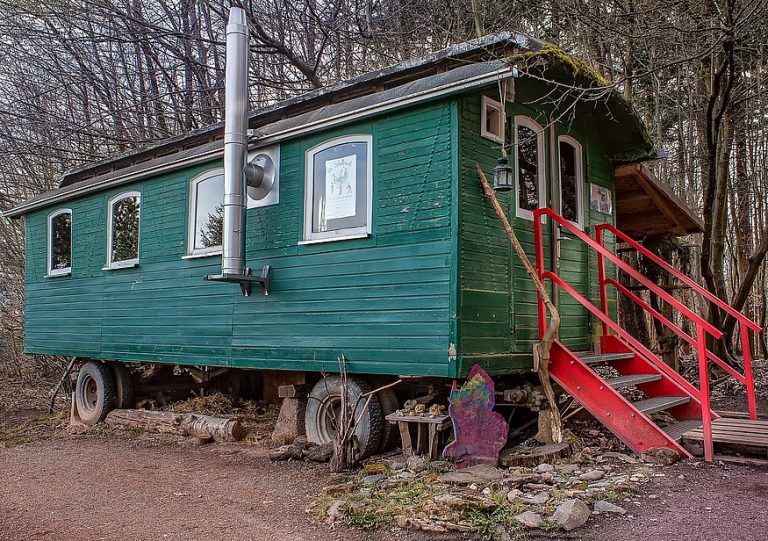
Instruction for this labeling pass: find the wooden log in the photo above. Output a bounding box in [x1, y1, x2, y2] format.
[498, 443, 571, 467]
[105, 409, 245, 442]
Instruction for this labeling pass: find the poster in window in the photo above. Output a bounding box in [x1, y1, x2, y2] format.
[324, 154, 357, 220]
[590, 184, 613, 214]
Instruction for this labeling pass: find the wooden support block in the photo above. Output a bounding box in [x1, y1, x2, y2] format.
[398, 421, 413, 456]
[428, 424, 438, 459]
[271, 397, 307, 446]
[278, 384, 309, 399]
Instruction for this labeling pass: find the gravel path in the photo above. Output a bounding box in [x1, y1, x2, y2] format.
[2, 428, 768, 540]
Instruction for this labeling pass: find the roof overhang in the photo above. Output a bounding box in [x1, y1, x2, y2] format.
[614, 163, 704, 238]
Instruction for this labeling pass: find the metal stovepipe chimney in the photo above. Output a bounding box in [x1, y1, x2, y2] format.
[221, 6, 249, 276]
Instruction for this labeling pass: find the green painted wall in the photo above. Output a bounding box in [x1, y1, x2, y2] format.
[24, 102, 456, 377]
[456, 87, 617, 376]
[22, 86, 621, 380]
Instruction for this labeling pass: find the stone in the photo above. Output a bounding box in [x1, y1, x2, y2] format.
[322, 481, 356, 495]
[522, 491, 550, 505]
[269, 444, 304, 461]
[362, 474, 383, 486]
[558, 464, 579, 473]
[552, 499, 591, 531]
[429, 460, 453, 473]
[389, 459, 407, 471]
[506, 489, 524, 503]
[603, 451, 638, 464]
[578, 470, 605, 482]
[326, 499, 345, 523]
[503, 473, 540, 488]
[515, 511, 544, 528]
[540, 472, 556, 484]
[593, 500, 627, 514]
[438, 463, 504, 485]
[304, 443, 333, 462]
[270, 397, 307, 446]
[641, 447, 680, 465]
[407, 455, 427, 473]
[535, 463, 555, 474]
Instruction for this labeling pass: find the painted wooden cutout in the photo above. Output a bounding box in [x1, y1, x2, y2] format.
[443, 364, 508, 467]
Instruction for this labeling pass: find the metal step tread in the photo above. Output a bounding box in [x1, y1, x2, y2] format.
[633, 395, 691, 415]
[663, 419, 703, 441]
[579, 352, 636, 365]
[605, 373, 662, 389]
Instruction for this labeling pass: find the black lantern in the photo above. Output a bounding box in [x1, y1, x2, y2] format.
[493, 156, 514, 191]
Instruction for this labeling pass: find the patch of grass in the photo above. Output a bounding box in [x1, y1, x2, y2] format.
[346, 508, 394, 529]
[468, 506, 517, 541]
[0, 411, 63, 447]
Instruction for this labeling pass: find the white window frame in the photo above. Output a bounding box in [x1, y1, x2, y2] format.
[514, 116, 546, 221]
[302, 134, 373, 244]
[105, 191, 141, 270]
[47, 208, 72, 277]
[557, 135, 585, 228]
[186, 168, 224, 258]
[481, 96, 504, 144]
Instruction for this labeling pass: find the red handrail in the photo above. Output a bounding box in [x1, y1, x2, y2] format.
[531, 208, 764, 461]
[595, 223, 762, 332]
[533, 209, 722, 338]
[596, 223, 760, 420]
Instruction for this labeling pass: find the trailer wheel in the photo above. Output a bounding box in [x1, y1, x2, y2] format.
[305, 376, 382, 458]
[112, 363, 134, 409]
[75, 361, 117, 425]
[377, 388, 399, 452]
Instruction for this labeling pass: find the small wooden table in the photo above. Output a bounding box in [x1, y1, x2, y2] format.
[385, 412, 452, 459]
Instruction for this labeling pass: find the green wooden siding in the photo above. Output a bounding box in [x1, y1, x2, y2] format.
[456, 88, 618, 376]
[23, 102, 456, 377]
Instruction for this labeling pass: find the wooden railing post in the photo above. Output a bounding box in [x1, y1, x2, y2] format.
[740, 323, 758, 420]
[696, 324, 714, 462]
[534, 212, 546, 340]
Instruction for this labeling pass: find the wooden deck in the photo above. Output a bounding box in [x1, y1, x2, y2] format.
[682, 418, 768, 457]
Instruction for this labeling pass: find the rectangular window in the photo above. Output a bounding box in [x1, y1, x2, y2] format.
[303, 135, 372, 243]
[47, 209, 72, 276]
[107, 192, 140, 269]
[515, 116, 545, 220]
[558, 136, 583, 226]
[188, 169, 224, 256]
[481, 96, 504, 143]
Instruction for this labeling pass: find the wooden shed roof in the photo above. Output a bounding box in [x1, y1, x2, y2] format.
[615, 163, 704, 238]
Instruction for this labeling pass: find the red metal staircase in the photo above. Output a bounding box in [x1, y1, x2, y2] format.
[532, 209, 763, 461]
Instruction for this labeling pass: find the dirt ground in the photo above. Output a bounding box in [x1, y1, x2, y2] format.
[2, 379, 768, 541]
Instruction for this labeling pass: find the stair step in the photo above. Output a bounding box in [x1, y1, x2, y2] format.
[579, 352, 635, 365]
[663, 419, 703, 441]
[605, 373, 662, 389]
[633, 396, 691, 415]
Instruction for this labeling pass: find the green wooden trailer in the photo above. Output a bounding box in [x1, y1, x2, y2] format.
[5, 31, 703, 453]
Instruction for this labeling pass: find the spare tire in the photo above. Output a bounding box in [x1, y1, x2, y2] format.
[111, 363, 134, 409]
[75, 361, 117, 425]
[305, 376, 383, 458]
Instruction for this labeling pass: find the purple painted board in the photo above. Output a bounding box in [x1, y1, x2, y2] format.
[443, 364, 508, 468]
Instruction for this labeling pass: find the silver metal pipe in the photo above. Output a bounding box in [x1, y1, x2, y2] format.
[222, 7, 249, 276]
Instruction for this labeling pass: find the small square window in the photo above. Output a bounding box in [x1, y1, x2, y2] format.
[481, 96, 504, 144]
[303, 135, 372, 243]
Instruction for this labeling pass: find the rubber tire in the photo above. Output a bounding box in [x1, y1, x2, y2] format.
[305, 376, 383, 459]
[75, 361, 117, 425]
[377, 388, 400, 452]
[112, 363, 134, 409]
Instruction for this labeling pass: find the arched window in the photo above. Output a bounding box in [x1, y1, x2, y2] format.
[47, 209, 72, 276]
[514, 116, 545, 220]
[107, 192, 140, 269]
[303, 134, 372, 243]
[188, 169, 224, 256]
[558, 135, 584, 226]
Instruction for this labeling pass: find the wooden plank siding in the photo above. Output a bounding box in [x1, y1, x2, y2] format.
[23, 102, 457, 377]
[456, 89, 618, 376]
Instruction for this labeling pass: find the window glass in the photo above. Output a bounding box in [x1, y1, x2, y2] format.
[111, 195, 140, 263]
[517, 124, 540, 213]
[193, 174, 224, 251]
[309, 140, 369, 237]
[559, 140, 580, 223]
[50, 211, 71, 272]
[481, 97, 504, 143]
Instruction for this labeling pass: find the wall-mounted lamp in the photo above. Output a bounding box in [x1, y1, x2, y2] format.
[493, 157, 514, 191]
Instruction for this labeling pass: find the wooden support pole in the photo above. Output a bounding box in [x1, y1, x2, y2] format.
[476, 164, 563, 443]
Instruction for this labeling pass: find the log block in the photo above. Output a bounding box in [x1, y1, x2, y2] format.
[278, 384, 309, 398]
[105, 409, 245, 442]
